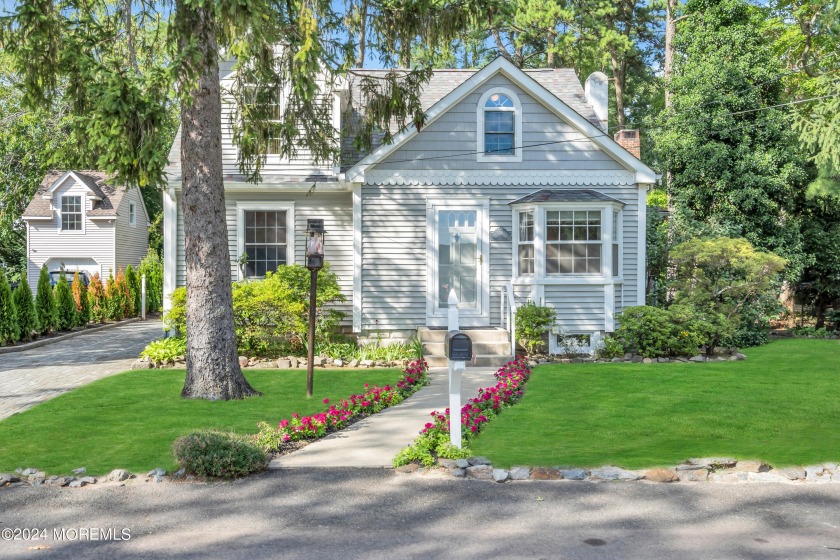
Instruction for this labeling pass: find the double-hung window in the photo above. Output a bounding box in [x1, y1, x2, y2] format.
[478, 88, 522, 162]
[517, 211, 535, 275]
[244, 86, 284, 155]
[237, 203, 295, 280]
[61, 196, 82, 231]
[546, 210, 602, 274]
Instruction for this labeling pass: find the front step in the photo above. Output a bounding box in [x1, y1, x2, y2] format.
[417, 327, 513, 368]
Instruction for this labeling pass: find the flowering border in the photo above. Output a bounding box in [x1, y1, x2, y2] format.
[254, 358, 428, 450]
[394, 358, 532, 467]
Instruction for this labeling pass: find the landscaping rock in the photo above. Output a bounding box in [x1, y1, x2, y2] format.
[20, 467, 40, 476]
[528, 360, 538, 368]
[290, 357, 299, 369]
[689, 355, 706, 362]
[450, 468, 466, 478]
[173, 468, 186, 478]
[709, 472, 747, 483]
[360, 360, 374, 368]
[624, 353, 633, 361]
[642, 358, 653, 364]
[656, 357, 670, 363]
[683, 457, 737, 470]
[680, 469, 709, 482]
[590, 466, 643, 481]
[733, 460, 770, 473]
[509, 467, 531, 481]
[644, 468, 679, 483]
[73, 467, 87, 475]
[776, 467, 806, 481]
[468, 456, 492, 466]
[560, 468, 588, 480]
[465, 465, 494, 480]
[492, 469, 510, 483]
[396, 464, 419, 474]
[348, 359, 360, 368]
[276, 359, 291, 369]
[79, 476, 96, 485]
[147, 468, 167, 477]
[805, 466, 830, 482]
[437, 459, 458, 469]
[131, 359, 150, 370]
[530, 467, 562, 480]
[68, 479, 87, 488]
[26, 470, 46, 479]
[107, 469, 132, 482]
[732, 352, 747, 360]
[313, 356, 325, 367]
[153, 475, 165, 483]
[238, 356, 248, 368]
[611, 357, 622, 363]
[747, 472, 789, 483]
[334, 359, 344, 367]
[0, 473, 21, 485]
[454, 459, 470, 469]
[631, 355, 644, 363]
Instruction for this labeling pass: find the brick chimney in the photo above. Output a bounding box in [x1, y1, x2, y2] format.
[614, 129, 641, 159]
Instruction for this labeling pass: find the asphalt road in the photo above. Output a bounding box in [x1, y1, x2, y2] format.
[2, 469, 840, 559]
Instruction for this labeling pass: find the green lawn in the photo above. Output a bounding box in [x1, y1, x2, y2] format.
[470, 338, 840, 469]
[0, 368, 400, 476]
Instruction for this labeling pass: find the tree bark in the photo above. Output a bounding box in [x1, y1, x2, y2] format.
[355, 0, 368, 67]
[664, 0, 677, 108]
[177, 2, 260, 400]
[611, 52, 627, 129]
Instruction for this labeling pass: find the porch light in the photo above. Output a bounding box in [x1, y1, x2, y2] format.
[305, 219, 326, 271]
[305, 218, 326, 398]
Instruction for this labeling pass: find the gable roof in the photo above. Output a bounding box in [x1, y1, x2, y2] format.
[345, 57, 658, 185]
[22, 170, 127, 219]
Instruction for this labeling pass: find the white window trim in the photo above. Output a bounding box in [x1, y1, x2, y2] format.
[128, 202, 137, 227]
[236, 202, 295, 280]
[240, 83, 293, 161]
[58, 194, 85, 235]
[511, 201, 623, 282]
[612, 209, 623, 279]
[549, 330, 602, 356]
[477, 87, 523, 163]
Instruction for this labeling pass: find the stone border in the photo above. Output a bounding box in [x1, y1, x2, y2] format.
[0, 467, 193, 489]
[0, 317, 144, 355]
[529, 348, 747, 366]
[395, 456, 840, 484]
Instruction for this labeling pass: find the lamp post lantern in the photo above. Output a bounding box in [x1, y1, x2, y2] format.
[305, 219, 326, 397]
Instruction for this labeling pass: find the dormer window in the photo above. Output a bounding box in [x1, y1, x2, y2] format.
[477, 88, 522, 162]
[61, 196, 82, 231]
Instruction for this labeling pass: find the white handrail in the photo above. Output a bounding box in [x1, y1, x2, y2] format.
[505, 282, 517, 357]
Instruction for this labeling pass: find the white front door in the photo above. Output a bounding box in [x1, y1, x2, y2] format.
[426, 200, 489, 326]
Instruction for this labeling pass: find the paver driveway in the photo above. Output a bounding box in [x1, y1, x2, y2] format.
[0, 320, 163, 420]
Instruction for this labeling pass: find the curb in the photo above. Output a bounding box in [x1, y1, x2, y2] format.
[0, 317, 149, 355]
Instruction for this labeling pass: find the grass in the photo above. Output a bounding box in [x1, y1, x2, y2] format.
[469, 338, 840, 469]
[0, 368, 401, 476]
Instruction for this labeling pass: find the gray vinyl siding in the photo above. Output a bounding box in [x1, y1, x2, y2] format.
[114, 186, 150, 272]
[360, 183, 643, 332]
[376, 74, 626, 173]
[26, 178, 115, 292]
[544, 284, 605, 332]
[175, 189, 353, 324]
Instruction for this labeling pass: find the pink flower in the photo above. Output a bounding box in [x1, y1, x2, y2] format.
[323, 398, 330, 404]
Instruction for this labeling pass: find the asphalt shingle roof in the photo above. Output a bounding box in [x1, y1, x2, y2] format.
[22, 170, 126, 218]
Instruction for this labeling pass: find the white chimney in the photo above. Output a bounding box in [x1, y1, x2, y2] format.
[585, 72, 609, 133]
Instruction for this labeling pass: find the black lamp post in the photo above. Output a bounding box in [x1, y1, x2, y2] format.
[305, 219, 325, 398]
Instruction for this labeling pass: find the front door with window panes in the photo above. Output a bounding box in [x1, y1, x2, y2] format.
[432, 207, 487, 323]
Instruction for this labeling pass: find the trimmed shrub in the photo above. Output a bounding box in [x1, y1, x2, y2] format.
[0, 269, 19, 345]
[105, 271, 123, 321]
[126, 265, 141, 317]
[115, 268, 133, 318]
[54, 270, 78, 331]
[88, 273, 107, 323]
[35, 265, 56, 335]
[615, 305, 724, 358]
[72, 272, 90, 326]
[13, 276, 39, 341]
[172, 431, 268, 478]
[164, 286, 186, 334]
[515, 300, 556, 355]
[138, 249, 163, 313]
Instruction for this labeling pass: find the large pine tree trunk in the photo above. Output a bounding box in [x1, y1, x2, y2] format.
[177, 2, 260, 400]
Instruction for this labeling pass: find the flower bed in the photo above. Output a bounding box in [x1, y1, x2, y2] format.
[253, 359, 428, 450]
[393, 358, 531, 467]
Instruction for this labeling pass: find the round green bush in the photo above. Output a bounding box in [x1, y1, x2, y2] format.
[172, 431, 268, 478]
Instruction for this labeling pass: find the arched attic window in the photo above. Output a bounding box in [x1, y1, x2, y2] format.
[477, 88, 522, 163]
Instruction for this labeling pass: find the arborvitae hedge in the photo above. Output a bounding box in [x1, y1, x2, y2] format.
[54, 270, 78, 331]
[88, 273, 106, 323]
[72, 272, 90, 326]
[13, 276, 38, 342]
[126, 265, 141, 317]
[35, 265, 55, 335]
[0, 270, 19, 345]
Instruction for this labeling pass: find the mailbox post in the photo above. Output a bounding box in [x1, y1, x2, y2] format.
[445, 289, 472, 449]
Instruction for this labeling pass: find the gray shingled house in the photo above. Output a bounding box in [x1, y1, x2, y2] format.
[162, 57, 658, 364]
[22, 170, 150, 291]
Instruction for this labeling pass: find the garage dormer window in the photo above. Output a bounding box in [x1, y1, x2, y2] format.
[477, 88, 522, 163]
[61, 196, 82, 231]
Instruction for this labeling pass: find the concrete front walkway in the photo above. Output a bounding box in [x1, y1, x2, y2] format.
[0, 319, 164, 420]
[270, 366, 499, 469]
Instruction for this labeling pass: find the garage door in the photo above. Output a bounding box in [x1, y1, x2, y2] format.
[44, 257, 101, 278]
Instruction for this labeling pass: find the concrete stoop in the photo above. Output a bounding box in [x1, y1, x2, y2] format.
[417, 327, 513, 368]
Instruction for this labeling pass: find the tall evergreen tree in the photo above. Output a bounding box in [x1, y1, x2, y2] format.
[54, 269, 77, 331]
[3, 0, 491, 400]
[34, 265, 55, 335]
[13, 275, 38, 341]
[0, 269, 19, 345]
[125, 265, 140, 317]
